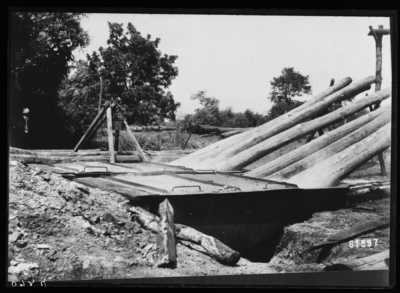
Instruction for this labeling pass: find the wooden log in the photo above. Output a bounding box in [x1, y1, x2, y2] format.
[220, 129, 247, 138]
[124, 120, 147, 162]
[10, 154, 141, 164]
[247, 105, 390, 178]
[310, 217, 390, 251]
[324, 250, 389, 271]
[129, 206, 241, 265]
[285, 123, 391, 188]
[170, 77, 352, 167]
[215, 127, 253, 135]
[172, 76, 373, 169]
[215, 87, 390, 171]
[9, 148, 105, 157]
[106, 108, 116, 163]
[156, 199, 177, 267]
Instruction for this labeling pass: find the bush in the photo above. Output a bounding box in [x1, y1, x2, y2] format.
[91, 127, 191, 151]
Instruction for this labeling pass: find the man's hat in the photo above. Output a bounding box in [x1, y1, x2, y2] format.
[23, 108, 29, 114]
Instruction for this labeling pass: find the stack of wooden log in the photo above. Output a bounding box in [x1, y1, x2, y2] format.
[9, 147, 195, 164]
[169, 76, 392, 188]
[190, 125, 253, 138]
[129, 126, 177, 132]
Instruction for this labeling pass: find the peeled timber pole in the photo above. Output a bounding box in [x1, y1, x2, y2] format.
[214, 84, 388, 171]
[129, 206, 241, 265]
[106, 107, 116, 163]
[369, 24, 390, 176]
[246, 105, 389, 178]
[124, 120, 147, 162]
[266, 106, 391, 182]
[285, 123, 391, 188]
[169, 77, 353, 168]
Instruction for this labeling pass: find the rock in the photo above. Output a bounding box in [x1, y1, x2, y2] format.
[113, 256, 125, 262]
[16, 240, 28, 248]
[8, 263, 39, 275]
[125, 222, 135, 230]
[37, 244, 51, 249]
[10, 260, 19, 266]
[9, 232, 22, 243]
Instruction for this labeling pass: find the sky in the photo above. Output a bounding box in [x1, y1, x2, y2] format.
[72, 13, 392, 119]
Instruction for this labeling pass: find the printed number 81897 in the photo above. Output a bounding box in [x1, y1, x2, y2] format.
[349, 239, 378, 248]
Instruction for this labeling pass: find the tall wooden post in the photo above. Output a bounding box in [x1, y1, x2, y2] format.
[368, 25, 390, 176]
[106, 107, 116, 163]
[98, 77, 103, 113]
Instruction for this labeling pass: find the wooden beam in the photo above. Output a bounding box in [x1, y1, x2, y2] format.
[124, 120, 147, 162]
[369, 25, 389, 176]
[309, 217, 390, 251]
[73, 102, 110, 152]
[368, 28, 390, 36]
[156, 199, 177, 267]
[170, 77, 353, 168]
[324, 250, 389, 271]
[247, 105, 388, 178]
[215, 86, 390, 171]
[106, 107, 115, 163]
[129, 206, 241, 265]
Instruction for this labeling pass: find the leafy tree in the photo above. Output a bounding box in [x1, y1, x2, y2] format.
[268, 67, 312, 106]
[191, 90, 220, 109]
[9, 12, 89, 147]
[60, 22, 181, 132]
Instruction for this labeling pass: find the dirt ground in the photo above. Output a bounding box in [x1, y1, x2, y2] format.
[8, 160, 277, 283]
[8, 146, 392, 282]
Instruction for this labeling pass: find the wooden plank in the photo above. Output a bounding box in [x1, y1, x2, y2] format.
[106, 107, 115, 163]
[130, 206, 241, 265]
[156, 199, 177, 267]
[74, 102, 110, 152]
[124, 120, 147, 162]
[310, 217, 390, 251]
[324, 250, 389, 271]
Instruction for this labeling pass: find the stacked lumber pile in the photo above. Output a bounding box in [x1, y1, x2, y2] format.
[9, 148, 195, 164]
[190, 125, 253, 137]
[169, 76, 392, 188]
[129, 126, 177, 132]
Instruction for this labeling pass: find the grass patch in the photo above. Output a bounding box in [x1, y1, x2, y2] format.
[91, 127, 220, 151]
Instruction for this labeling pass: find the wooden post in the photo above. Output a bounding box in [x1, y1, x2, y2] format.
[124, 120, 147, 162]
[368, 24, 390, 176]
[106, 107, 115, 163]
[156, 199, 177, 267]
[98, 76, 103, 113]
[114, 130, 120, 152]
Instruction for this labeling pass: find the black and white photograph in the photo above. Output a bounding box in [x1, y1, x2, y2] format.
[7, 8, 396, 288]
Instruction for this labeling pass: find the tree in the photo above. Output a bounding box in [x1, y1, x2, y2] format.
[191, 90, 220, 109]
[268, 67, 312, 106]
[9, 12, 89, 147]
[60, 22, 181, 131]
[267, 67, 311, 119]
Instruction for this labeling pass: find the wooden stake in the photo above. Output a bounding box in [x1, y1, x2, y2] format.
[156, 199, 177, 267]
[106, 107, 115, 163]
[124, 120, 147, 162]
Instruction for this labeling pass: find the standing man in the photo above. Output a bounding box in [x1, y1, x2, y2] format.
[19, 108, 30, 149]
